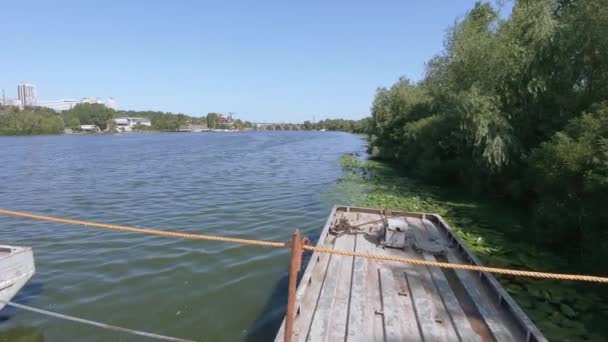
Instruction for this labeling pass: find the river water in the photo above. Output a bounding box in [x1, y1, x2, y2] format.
[0, 131, 367, 341]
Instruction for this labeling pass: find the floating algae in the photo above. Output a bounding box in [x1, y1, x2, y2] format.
[336, 154, 608, 341]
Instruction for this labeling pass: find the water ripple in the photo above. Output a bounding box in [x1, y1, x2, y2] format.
[0, 131, 366, 341]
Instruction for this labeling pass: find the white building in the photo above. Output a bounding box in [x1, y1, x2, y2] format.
[36, 100, 78, 112]
[105, 97, 118, 110]
[79, 124, 101, 133]
[36, 96, 117, 112]
[17, 83, 37, 107]
[81, 97, 104, 104]
[2, 99, 22, 107]
[113, 117, 152, 132]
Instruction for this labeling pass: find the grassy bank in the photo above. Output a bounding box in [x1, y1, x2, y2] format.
[336, 155, 607, 341]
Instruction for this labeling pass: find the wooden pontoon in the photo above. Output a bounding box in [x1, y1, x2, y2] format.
[0, 245, 35, 311]
[275, 206, 546, 342]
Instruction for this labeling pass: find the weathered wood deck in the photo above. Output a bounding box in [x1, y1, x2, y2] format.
[275, 206, 546, 342]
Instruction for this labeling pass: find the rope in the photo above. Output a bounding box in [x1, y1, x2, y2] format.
[302, 245, 608, 283]
[0, 300, 195, 342]
[1, 208, 608, 284]
[0, 209, 286, 249]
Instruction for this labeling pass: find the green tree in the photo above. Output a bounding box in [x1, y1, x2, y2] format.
[65, 103, 115, 130]
[0, 110, 64, 135]
[365, 0, 608, 263]
[206, 113, 219, 129]
[529, 103, 608, 258]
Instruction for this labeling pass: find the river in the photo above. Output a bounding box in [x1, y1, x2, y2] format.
[0, 131, 367, 341]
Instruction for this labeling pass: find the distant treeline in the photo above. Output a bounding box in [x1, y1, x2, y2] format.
[304, 118, 370, 133]
[367, 0, 608, 268]
[0, 107, 65, 135]
[0, 105, 257, 134]
[0, 102, 369, 135]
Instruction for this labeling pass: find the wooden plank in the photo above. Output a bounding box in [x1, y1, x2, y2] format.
[345, 233, 370, 341]
[378, 267, 423, 341]
[292, 209, 346, 341]
[306, 230, 356, 341]
[401, 264, 456, 341]
[423, 216, 547, 342]
[423, 215, 532, 341]
[423, 253, 482, 342]
[445, 252, 516, 342]
[379, 222, 458, 342]
[391, 268, 424, 342]
[326, 233, 356, 341]
[355, 212, 424, 342]
[346, 214, 384, 342]
[276, 207, 545, 342]
[407, 217, 481, 341]
[291, 244, 333, 341]
[275, 206, 340, 342]
[361, 212, 386, 342]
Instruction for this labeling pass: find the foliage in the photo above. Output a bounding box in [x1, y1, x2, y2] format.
[233, 119, 253, 130]
[0, 108, 64, 135]
[117, 110, 189, 131]
[62, 105, 206, 132]
[132, 123, 154, 131]
[335, 156, 608, 341]
[206, 113, 219, 129]
[0, 104, 255, 134]
[63, 103, 115, 130]
[529, 103, 608, 258]
[367, 0, 608, 266]
[303, 118, 370, 133]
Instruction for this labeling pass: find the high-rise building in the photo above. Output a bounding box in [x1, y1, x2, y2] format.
[17, 83, 37, 107]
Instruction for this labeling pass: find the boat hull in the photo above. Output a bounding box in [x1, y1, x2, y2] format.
[274, 206, 546, 342]
[0, 246, 35, 311]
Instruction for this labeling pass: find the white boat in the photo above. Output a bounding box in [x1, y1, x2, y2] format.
[0, 245, 35, 310]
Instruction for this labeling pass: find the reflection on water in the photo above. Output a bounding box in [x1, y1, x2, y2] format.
[0, 132, 366, 341]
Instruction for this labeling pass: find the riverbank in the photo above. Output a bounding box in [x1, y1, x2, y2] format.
[337, 155, 608, 341]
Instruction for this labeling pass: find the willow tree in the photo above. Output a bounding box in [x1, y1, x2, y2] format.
[366, 0, 608, 264]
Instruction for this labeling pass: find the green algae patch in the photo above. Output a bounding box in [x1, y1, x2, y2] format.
[336, 155, 608, 341]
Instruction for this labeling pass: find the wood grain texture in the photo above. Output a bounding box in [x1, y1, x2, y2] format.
[275, 206, 545, 342]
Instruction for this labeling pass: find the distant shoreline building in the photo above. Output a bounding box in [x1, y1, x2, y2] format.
[36, 97, 118, 112]
[106, 97, 117, 110]
[17, 83, 37, 107]
[218, 113, 234, 125]
[113, 117, 151, 132]
[79, 124, 101, 133]
[1, 99, 22, 107]
[3, 83, 119, 112]
[81, 96, 104, 105]
[80, 97, 118, 110]
[36, 99, 79, 112]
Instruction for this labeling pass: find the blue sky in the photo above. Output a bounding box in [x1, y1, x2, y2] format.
[1, 1, 511, 122]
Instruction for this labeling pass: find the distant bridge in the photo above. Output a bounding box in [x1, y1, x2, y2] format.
[251, 122, 304, 131]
